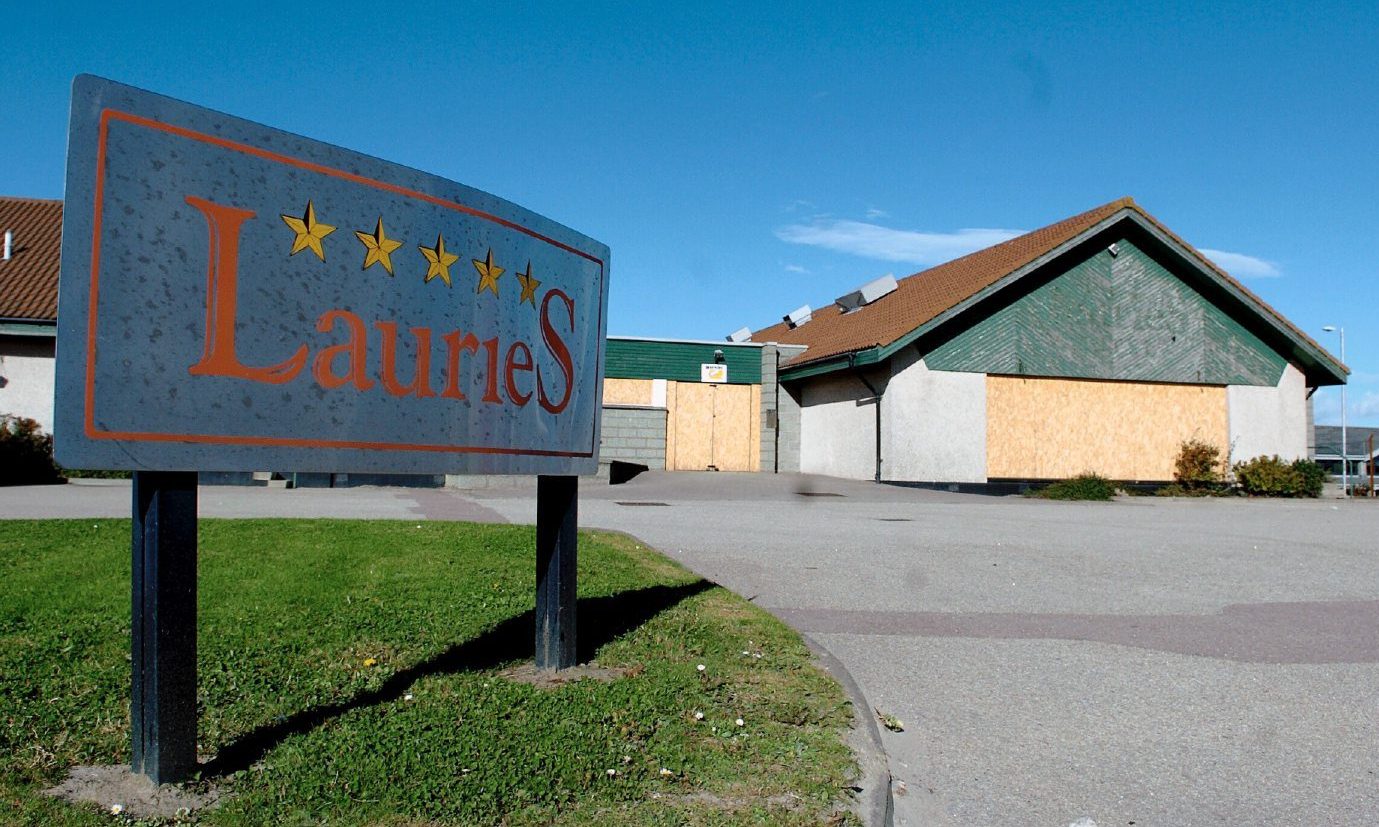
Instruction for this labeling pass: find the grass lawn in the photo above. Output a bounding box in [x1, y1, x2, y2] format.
[1, 519, 858, 825]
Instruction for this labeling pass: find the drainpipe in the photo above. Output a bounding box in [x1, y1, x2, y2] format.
[850, 353, 883, 482]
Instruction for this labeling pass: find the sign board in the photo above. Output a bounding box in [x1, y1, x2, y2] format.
[55, 76, 609, 475]
[700, 363, 727, 383]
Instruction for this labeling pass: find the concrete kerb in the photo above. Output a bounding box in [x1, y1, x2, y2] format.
[583, 528, 893, 826]
[800, 633, 895, 827]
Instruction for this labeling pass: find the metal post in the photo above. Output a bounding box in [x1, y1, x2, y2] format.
[1323, 325, 1348, 497]
[535, 475, 578, 670]
[1340, 328, 1348, 497]
[131, 471, 199, 784]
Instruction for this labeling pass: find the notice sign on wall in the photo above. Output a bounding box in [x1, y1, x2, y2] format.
[700, 363, 728, 383]
[55, 76, 609, 475]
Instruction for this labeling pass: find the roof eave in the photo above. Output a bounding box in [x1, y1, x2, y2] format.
[0, 318, 58, 337]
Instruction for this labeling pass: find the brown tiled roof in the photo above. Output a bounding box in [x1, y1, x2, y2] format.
[755, 197, 1339, 375]
[0, 197, 62, 322]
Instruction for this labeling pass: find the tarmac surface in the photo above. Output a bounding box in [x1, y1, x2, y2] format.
[5, 473, 1378, 826]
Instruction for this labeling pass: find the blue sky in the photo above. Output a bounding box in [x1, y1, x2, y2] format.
[3, 1, 1375, 425]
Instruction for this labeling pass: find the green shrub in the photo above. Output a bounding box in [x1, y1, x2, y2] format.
[0, 415, 64, 486]
[1031, 473, 1117, 501]
[1174, 439, 1225, 489]
[1233, 455, 1325, 498]
[1154, 482, 1233, 498]
[59, 467, 133, 479]
[1290, 458, 1326, 498]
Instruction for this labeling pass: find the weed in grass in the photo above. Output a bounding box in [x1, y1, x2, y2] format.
[0, 520, 858, 826]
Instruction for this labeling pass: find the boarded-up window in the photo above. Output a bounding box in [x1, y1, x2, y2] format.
[986, 375, 1227, 481]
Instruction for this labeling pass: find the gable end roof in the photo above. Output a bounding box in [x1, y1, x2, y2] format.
[757, 198, 1346, 386]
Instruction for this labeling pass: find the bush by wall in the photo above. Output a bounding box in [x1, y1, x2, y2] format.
[1233, 455, 1325, 498]
[1031, 473, 1117, 501]
[1173, 439, 1226, 490]
[0, 415, 64, 486]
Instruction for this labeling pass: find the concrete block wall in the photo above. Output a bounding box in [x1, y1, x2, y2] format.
[774, 345, 807, 473]
[599, 405, 669, 469]
[759, 345, 778, 473]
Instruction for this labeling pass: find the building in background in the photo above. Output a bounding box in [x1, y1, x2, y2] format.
[0, 197, 61, 432]
[749, 198, 1348, 488]
[1312, 425, 1379, 482]
[600, 336, 802, 475]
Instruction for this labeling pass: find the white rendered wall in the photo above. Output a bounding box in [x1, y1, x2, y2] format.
[882, 350, 987, 482]
[1226, 363, 1308, 463]
[799, 373, 878, 480]
[0, 338, 57, 433]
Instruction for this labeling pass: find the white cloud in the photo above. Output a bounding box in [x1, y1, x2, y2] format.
[865, 207, 889, 220]
[775, 219, 1023, 266]
[1351, 392, 1379, 419]
[1199, 248, 1281, 278]
[783, 264, 810, 274]
[1314, 388, 1379, 426]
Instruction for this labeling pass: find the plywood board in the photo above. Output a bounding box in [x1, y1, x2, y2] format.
[750, 384, 762, 472]
[712, 383, 755, 472]
[603, 378, 653, 406]
[669, 382, 715, 470]
[666, 381, 757, 471]
[987, 375, 1227, 480]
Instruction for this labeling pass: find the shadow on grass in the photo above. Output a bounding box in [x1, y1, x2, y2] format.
[200, 580, 714, 778]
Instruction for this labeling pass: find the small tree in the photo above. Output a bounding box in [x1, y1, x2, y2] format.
[1174, 439, 1224, 490]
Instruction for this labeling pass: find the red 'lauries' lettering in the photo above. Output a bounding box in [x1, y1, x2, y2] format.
[184, 195, 582, 412]
[185, 196, 307, 383]
[538, 289, 575, 414]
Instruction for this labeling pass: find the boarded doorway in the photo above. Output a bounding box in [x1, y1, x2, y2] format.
[667, 382, 760, 471]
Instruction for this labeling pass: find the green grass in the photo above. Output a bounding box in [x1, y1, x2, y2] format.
[0, 520, 858, 826]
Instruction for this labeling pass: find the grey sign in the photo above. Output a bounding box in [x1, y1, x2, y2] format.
[55, 76, 609, 475]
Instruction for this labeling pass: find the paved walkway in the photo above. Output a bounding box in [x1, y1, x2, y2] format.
[5, 474, 1377, 826]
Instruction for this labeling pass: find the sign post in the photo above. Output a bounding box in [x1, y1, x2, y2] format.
[130, 471, 198, 784]
[55, 76, 609, 784]
[535, 475, 578, 669]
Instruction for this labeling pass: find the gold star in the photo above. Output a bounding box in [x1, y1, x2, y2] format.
[280, 200, 335, 261]
[473, 248, 504, 296]
[354, 217, 403, 275]
[516, 260, 541, 306]
[418, 233, 460, 287]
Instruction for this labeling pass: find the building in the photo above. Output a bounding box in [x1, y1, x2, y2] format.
[0, 197, 61, 432]
[600, 336, 799, 474]
[1313, 425, 1379, 480]
[749, 198, 1347, 487]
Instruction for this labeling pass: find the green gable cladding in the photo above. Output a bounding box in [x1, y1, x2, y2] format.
[924, 237, 1287, 386]
[604, 338, 762, 385]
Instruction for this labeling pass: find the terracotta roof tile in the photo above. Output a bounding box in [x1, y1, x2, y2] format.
[754, 197, 1336, 374]
[0, 197, 62, 322]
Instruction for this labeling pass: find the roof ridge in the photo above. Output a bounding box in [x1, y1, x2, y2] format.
[896, 196, 1133, 287]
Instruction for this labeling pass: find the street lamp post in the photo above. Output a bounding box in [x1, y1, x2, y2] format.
[1323, 326, 1347, 497]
